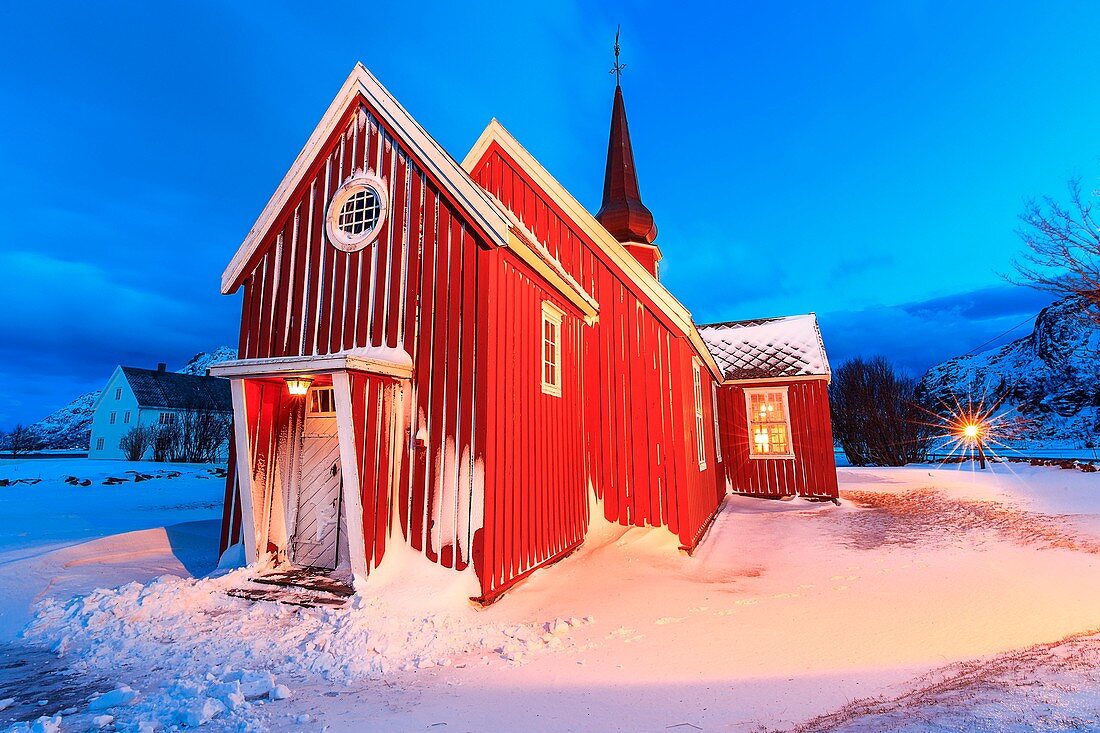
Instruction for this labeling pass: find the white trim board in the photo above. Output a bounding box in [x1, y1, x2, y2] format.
[229, 379, 260, 564]
[209, 351, 413, 380]
[221, 63, 512, 294]
[332, 371, 370, 582]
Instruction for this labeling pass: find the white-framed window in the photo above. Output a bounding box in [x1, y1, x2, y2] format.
[540, 301, 564, 397]
[692, 358, 706, 470]
[711, 383, 723, 464]
[115, 388, 122, 400]
[309, 386, 337, 416]
[109, 412, 117, 425]
[325, 170, 389, 252]
[745, 386, 795, 459]
[159, 412, 176, 426]
[124, 411, 131, 424]
[96, 437, 105, 451]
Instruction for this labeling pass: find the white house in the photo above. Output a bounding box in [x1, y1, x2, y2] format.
[89, 363, 233, 461]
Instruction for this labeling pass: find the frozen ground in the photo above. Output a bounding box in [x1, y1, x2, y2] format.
[3, 459, 1100, 731]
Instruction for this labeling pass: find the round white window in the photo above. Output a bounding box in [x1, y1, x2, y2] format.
[326, 171, 388, 252]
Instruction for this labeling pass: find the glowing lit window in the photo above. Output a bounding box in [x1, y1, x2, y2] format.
[693, 359, 706, 470]
[745, 387, 794, 458]
[309, 386, 337, 416]
[541, 302, 563, 397]
[326, 171, 389, 252]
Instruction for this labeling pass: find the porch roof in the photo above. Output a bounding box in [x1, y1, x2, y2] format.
[208, 346, 413, 380]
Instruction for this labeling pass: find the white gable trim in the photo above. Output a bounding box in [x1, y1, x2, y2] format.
[89, 365, 126, 414]
[221, 63, 511, 294]
[461, 120, 722, 379]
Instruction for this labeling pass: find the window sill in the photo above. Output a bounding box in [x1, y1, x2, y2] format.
[748, 453, 796, 460]
[540, 384, 562, 398]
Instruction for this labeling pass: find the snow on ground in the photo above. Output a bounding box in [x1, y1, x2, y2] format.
[4, 459, 1100, 731]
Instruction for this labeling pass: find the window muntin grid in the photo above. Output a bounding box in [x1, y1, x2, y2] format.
[693, 359, 706, 470]
[541, 302, 563, 397]
[745, 388, 794, 458]
[309, 386, 337, 416]
[336, 189, 381, 236]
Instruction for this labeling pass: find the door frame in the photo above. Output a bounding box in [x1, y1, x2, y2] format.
[213, 351, 414, 585]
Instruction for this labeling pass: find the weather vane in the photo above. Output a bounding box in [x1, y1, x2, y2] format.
[610, 24, 626, 84]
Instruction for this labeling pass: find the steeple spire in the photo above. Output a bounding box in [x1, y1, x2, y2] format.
[596, 28, 661, 276]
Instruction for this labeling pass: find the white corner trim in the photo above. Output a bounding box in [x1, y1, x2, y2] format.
[332, 372, 369, 582]
[461, 119, 722, 379]
[221, 63, 510, 295]
[229, 379, 259, 564]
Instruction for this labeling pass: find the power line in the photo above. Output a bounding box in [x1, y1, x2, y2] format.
[968, 310, 1034, 354]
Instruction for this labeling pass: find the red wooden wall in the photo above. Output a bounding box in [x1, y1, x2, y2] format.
[717, 379, 839, 499]
[231, 96, 486, 572]
[347, 373, 405, 571]
[473, 249, 589, 599]
[468, 143, 726, 553]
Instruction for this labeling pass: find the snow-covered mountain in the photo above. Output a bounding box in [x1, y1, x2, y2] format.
[920, 296, 1100, 446]
[27, 347, 238, 451]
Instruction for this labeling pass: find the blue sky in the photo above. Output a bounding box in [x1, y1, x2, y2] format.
[2, 1, 1097, 428]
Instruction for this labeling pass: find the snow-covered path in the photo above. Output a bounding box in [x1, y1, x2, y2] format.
[4, 460, 1100, 731]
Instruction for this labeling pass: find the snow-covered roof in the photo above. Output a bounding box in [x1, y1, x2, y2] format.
[698, 314, 830, 381]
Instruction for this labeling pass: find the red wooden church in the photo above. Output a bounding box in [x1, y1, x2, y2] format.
[214, 62, 838, 602]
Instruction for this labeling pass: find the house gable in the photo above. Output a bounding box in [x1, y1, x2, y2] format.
[222, 64, 512, 295]
[462, 121, 722, 379]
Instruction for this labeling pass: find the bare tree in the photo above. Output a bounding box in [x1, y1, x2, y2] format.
[829, 357, 932, 467]
[7, 424, 43, 456]
[119, 424, 155, 461]
[171, 406, 232, 463]
[152, 422, 179, 462]
[1015, 177, 1100, 319]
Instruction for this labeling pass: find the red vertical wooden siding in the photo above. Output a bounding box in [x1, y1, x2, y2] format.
[717, 379, 839, 499]
[473, 249, 588, 599]
[234, 97, 485, 573]
[347, 372, 405, 571]
[468, 144, 725, 555]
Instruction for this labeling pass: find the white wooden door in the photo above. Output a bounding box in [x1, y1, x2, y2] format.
[292, 414, 342, 569]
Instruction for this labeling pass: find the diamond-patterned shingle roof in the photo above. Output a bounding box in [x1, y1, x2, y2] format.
[698, 314, 830, 381]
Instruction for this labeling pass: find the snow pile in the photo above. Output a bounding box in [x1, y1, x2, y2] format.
[21, 548, 593, 730]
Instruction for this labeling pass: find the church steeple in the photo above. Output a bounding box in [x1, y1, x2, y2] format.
[595, 29, 661, 277]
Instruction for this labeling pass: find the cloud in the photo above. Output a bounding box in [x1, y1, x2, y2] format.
[1, 250, 238, 427]
[819, 284, 1056, 378]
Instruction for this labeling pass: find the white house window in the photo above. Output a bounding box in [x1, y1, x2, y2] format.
[325, 171, 389, 252]
[124, 411, 131, 424]
[711, 383, 723, 464]
[115, 388, 122, 400]
[96, 438, 105, 451]
[745, 387, 794, 458]
[109, 412, 117, 425]
[693, 359, 706, 470]
[540, 302, 564, 397]
[159, 412, 176, 426]
[309, 386, 337, 416]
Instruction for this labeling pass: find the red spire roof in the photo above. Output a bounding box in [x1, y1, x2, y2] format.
[596, 84, 657, 245]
